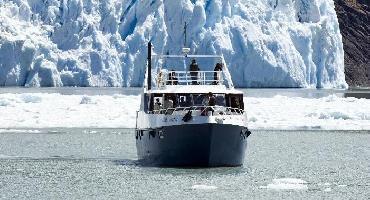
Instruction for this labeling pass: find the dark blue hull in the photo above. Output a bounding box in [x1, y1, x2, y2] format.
[135, 124, 250, 167]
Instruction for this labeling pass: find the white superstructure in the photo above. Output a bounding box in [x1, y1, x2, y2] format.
[136, 49, 248, 130]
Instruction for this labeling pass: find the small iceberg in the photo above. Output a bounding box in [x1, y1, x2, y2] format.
[191, 185, 218, 190]
[260, 178, 308, 190]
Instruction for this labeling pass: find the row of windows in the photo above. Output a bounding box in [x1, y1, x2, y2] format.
[144, 93, 243, 112]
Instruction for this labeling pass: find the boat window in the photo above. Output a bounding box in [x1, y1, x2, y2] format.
[163, 94, 176, 109]
[228, 94, 244, 109]
[178, 95, 193, 107]
[193, 94, 205, 106]
[215, 94, 226, 106]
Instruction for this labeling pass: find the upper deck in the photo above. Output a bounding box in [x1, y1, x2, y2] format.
[144, 53, 238, 95]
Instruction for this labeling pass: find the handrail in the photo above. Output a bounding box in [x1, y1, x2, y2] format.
[158, 71, 224, 87]
[149, 106, 244, 116]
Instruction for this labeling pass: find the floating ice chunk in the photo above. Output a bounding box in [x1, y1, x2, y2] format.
[319, 112, 351, 120]
[324, 188, 332, 192]
[260, 178, 308, 190]
[0, 129, 42, 133]
[0, 98, 11, 106]
[0, 154, 12, 158]
[80, 96, 96, 104]
[318, 182, 331, 186]
[20, 94, 42, 103]
[191, 185, 218, 190]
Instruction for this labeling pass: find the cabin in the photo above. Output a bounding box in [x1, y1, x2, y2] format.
[142, 70, 244, 116]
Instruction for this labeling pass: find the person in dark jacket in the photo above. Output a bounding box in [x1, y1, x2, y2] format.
[213, 63, 223, 85]
[202, 92, 216, 116]
[189, 59, 200, 85]
[208, 92, 216, 107]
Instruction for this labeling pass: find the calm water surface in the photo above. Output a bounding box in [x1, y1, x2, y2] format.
[0, 129, 369, 199]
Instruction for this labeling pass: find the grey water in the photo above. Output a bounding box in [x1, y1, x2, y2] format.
[0, 129, 369, 199]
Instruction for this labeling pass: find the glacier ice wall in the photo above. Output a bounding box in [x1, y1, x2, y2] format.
[0, 0, 347, 88]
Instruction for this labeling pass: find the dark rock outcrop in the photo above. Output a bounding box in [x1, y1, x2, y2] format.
[334, 0, 370, 87]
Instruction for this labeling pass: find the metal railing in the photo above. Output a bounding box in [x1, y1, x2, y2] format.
[157, 71, 224, 87]
[149, 106, 244, 116]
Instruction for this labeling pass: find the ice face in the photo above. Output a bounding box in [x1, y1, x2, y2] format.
[0, 0, 347, 88]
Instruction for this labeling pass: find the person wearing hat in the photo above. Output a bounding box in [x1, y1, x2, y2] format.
[189, 59, 200, 85]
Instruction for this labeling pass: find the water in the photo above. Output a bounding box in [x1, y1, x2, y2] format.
[0, 129, 369, 199]
[0, 87, 369, 199]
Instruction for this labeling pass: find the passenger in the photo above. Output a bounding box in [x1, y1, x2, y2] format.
[230, 97, 241, 113]
[153, 98, 162, 112]
[179, 96, 187, 107]
[208, 92, 216, 107]
[202, 92, 216, 116]
[163, 95, 174, 114]
[189, 59, 200, 85]
[213, 63, 223, 85]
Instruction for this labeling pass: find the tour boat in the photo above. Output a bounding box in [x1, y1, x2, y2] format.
[135, 42, 251, 167]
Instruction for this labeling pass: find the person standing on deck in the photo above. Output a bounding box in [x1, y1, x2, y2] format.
[213, 63, 223, 85]
[189, 59, 200, 85]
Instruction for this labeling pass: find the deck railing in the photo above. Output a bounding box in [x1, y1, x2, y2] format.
[157, 71, 224, 87]
[149, 106, 244, 116]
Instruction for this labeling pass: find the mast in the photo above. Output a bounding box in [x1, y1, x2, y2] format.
[183, 22, 187, 47]
[147, 42, 152, 91]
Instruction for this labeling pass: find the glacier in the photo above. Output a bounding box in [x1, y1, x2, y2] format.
[0, 0, 347, 88]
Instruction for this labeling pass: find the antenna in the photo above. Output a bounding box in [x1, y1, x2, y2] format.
[183, 22, 187, 47]
[182, 22, 190, 55]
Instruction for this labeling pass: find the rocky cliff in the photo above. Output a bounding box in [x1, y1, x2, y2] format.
[335, 0, 370, 87]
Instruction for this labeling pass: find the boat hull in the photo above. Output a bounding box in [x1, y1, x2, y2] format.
[135, 124, 250, 167]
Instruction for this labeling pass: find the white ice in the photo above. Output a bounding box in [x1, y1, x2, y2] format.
[0, 93, 369, 130]
[0, 0, 346, 88]
[191, 185, 218, 190]
[260, 178, 308, 190]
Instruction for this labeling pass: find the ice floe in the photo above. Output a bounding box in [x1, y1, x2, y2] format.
[0, 93, 369, 130]
[191, 185, 218, 190]
[260, 178, 308, 190]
